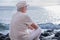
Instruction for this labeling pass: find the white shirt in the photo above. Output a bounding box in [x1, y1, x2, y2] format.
[9, 12, 41, 40]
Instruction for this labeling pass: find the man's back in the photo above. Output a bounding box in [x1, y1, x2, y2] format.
[9, 12, 32, 40]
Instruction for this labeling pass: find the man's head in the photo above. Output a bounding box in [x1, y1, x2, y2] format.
[16, 1, 28, 13]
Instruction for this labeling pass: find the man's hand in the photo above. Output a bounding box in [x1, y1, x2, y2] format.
[28, 25, 34, 30]
[27, 23, 39, 30]
[31, 23, 38, 30]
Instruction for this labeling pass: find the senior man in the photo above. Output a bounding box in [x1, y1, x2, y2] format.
[9, 1, 41, 40]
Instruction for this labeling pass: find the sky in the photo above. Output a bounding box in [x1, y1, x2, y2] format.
[0, 0, 60, 6]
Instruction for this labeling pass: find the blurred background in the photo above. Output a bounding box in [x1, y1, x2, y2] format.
[0, 0, 60, 40]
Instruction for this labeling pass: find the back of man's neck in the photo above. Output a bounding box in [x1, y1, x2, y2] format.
[17, 11, 26, 14]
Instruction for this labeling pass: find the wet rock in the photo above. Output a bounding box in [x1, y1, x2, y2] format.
[41, 32, 50, 37]
[0, 33, 4, 36]
[52, 37, 58, 39]
[55, 32, 60, 37]
[4, 37, 10, 40]
[57, 36, 60, 40]
[0, 33, 10, 40]
[0, 35, 5, 40]
[46, 29, 54, 32]
[5, 33, 9, 37]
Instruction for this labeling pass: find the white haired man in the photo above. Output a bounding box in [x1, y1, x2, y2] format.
[9, 1, 41, 40]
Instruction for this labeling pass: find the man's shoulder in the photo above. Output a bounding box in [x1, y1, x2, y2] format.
[14, 12, 29, 19]
[16, 12, 27, 16]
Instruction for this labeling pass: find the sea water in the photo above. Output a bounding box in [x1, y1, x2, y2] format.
[0, 6, 60, 34]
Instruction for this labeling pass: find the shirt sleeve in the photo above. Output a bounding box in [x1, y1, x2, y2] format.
[23, 15, 33, 26]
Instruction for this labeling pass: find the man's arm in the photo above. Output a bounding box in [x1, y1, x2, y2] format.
[23, 15, 41, 40]
[26, 22, 41, 40]
[30, 23, 41, 40]
[31, 23, 39, 29]
[27, 23, 39, 30]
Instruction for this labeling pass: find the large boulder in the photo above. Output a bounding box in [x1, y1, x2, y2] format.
[4, 37, 10, 40]
[5, 33, 9, 37]
[41, 32, 50, 37]
[0, 34, 5, 40]
[55, 31, 60, 37]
